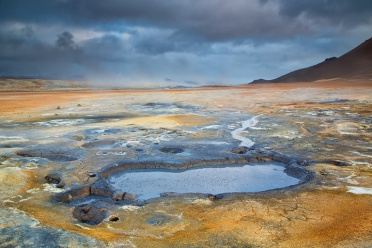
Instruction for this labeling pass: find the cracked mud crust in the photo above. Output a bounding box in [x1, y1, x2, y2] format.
[0, 80, 371, 247]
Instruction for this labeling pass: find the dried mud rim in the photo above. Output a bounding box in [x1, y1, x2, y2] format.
[56, 148, 315, 204]
[16, 147, 85, 162]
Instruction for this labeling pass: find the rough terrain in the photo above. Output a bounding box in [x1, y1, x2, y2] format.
[0, 79, 371, 247]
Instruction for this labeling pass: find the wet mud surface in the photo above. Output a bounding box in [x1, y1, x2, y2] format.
[0, 80, 372, 247]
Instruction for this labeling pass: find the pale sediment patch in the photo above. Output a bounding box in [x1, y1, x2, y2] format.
[43, 183, 65, 193]
[119, 205, 142, 211]
[201, 125, 222, 130]
[347, 186, 372, 195]
[0, 135, 28, 140]
[0, 168, 30, 200]
[352, 151, 372, 159]
[166, 114, 216, 126]
[231, 115, 261, 148]
[93, 116, 180, 129]
[93, 114, 215, 129]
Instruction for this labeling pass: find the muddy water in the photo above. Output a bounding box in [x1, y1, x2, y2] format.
[107, 163, 300, 200]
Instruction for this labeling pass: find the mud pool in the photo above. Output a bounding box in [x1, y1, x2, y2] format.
[108, 163, 300, 200]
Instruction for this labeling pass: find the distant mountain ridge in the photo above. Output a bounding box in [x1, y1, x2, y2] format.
[251, 37, 372, 84]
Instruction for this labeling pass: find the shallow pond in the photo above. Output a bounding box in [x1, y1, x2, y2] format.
[107, 163, 300, 200]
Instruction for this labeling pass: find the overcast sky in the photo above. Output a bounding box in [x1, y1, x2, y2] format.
[1, 0, 371, 86]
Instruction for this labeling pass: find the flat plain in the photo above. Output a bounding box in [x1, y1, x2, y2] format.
[0, 79, 371, 247]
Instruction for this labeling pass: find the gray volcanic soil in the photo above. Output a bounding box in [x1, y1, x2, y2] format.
[0, 83, 371, 248]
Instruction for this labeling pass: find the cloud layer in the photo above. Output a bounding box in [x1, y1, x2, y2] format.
[0, 0, 371, 86]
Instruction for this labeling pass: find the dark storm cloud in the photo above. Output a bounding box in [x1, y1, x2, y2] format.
[1, 0, 371, 42]
[0, 29, 83, 79]
[278, 0, 372, 27]
[0, 0, 371, 84]
[56, 31, 76, 49]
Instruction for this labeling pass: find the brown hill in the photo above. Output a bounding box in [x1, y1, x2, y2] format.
[251, 37, 372, 83]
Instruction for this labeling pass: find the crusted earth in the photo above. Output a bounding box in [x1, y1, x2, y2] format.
[0, 80, 371, 247]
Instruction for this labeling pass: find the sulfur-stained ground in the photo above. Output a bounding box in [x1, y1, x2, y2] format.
[0, 79, 371, 247]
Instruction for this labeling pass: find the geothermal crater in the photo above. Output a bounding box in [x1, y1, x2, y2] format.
[107, 163, 300, 200]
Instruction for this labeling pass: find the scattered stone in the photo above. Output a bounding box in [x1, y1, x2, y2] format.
[88, 172, 96, 177]
[330, 160, 350, 167]
[230, 146, 246, 154]
[123, 192, 136, 200]
[299, 160, 310, 166]
[72, 134, 83, 141]
[55, 181, 65, 188]
[45, 173, 65, 188]
[72, 203, 108, 225]
[159, 147, 184, 154]
[207, 194, 223, 200]
[45, 173, 62, 184]
[109, 215, 119, 222]
[208, 194, 216, 200]
[0, 155, 10, 164]
[112, 190, 125, 201]
[77, 104, 82, 107]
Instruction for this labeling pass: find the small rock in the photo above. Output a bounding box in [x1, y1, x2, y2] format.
[45, 173, 62, 184]
[112, 190, 125, 201]
[230, 146, 246, 154]
[159, 147, 184, 154]
[88, 172, 96, 177]
[109, 215, 119, 222]
[45, 173, 65, 188]
[300, 160, 310, 166]
[72, 203, 108, 225]
[0, 155, 10, 164]
[56, 106, 61, 109]
[123, 192, 136, 200]
[330, 160, 349, 167]
[208, 194, 216, 200]
[56, 181, 65, 188]
[72, 134, 83, 141]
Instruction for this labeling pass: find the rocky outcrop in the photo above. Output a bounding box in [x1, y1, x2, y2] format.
[72, 203, 108, 225]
